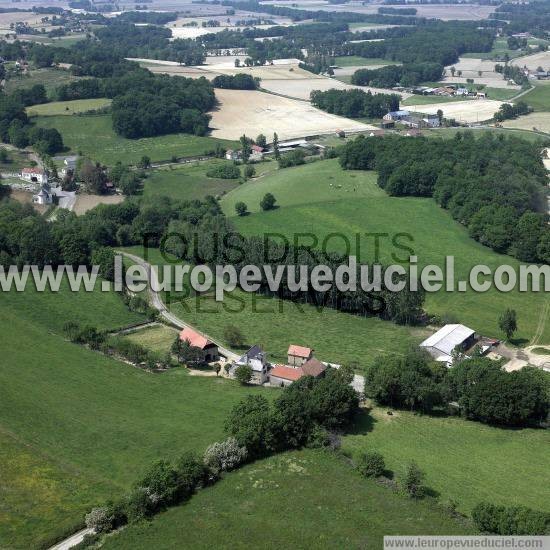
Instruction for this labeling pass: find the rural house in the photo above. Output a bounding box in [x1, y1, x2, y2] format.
[230, 345, 269, 384]
[420, 324, 477, 366]
[287, 344, 313, 366]
[61, 156, 78, 176]
[383, 110, 410, 122]
[269, 357, 327, 386]
[179, 327, 219, 362]
[21, 167, 47, 185]
[32, 186, 52, 205]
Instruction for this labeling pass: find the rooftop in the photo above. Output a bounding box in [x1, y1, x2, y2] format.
[420, 324, 476, 356]
[288, 344, 312, 358]
[179, 327, 215, 350]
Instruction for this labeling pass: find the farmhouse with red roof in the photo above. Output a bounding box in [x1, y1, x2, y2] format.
[287, 344, 313, 367]
[179, 327, 219, 362]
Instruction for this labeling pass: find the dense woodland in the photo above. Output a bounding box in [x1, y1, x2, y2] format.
[352, 62, 444, 88]
[0, 193, 424, 326]
[339, 133, 550, 264]
[212, 73, 259, 90]
[364, 349, 549, 427]
[310, 89, 400, 118]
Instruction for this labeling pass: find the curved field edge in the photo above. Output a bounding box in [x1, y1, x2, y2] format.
[222, 159, 549, 344]
[100, 449, 475, 550]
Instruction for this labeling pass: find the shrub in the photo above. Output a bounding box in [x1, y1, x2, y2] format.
[357, 450, 385, 478]
[224, 324, 245, 347]
[278, 149, 306, 168]
[244, 165, 255, 178]
[174, 451, 208, 500]
[402, 461, 426, 498]
[125, 487, 155, 522]
[203, 437, 248, 475]
[234, 364, 253, 385]
[85, 506, 114, 533]
[235, 201, 248, 216]
[306, 425, 332, 449]
[472, 502, 550, 535]
[260, 192, 277, 211]
[206, 163, 241, 179]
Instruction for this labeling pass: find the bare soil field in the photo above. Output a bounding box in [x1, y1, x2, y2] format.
[260, 1, 495, 20]
[511, 51, 550, 72]
[501, 112, 550, 134]
[408, 99, 504, 123]
[0, 11, 48, 30]
[208, 88, 376, 140]
[8, 189, 47, 214]
[261, 76, 410, 100]
[442, 58, 518, 89]
[73, 194, 124, 215]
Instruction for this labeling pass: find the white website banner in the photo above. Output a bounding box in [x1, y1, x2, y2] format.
[384, 537, 550, 550]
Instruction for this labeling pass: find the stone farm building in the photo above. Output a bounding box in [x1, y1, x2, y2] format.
[179, 327, 219, 362]
[287, 344, 313, 367]
[269, 357, 327, 387]
[21, 167, 48, 185]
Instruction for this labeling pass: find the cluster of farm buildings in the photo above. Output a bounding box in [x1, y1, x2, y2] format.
[178, 323, 505, 389]
[179, 326, 338, 386]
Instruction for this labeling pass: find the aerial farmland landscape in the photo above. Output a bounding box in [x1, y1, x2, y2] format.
[0, 0, 549, 549]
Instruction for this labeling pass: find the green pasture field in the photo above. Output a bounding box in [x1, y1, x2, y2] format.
[3, 68, 85, 97]
[519, 81, 550, 112]
[332, 55, 394, 67]
[0, 146, 33, 172]
[461, 38, 525, 61]
[0, 304, 272, 549]
[221, 159, 550, 344]
[343, 406, 550, 513]
[27, 98, 112, 117]
[34, 114, 239, 166]
[101, 449, 474, 550]
[124, 324, 179, 353]
[144, 160, 241, 201]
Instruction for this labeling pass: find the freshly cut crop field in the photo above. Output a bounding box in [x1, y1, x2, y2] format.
[511, 50, 550, 72]
[27, 98, 112, 116]
[73, 194, 125, 215]
[101, 449, 474, 550]
[442, 58, 518, 89]
[262, 76, 409, 100]
[209, 89, 376, 141]
[407, 99, 504, 122]
[501, 112, 550, 134]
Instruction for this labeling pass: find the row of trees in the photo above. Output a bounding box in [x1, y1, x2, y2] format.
[83, 370, 359, 541]
[212, 73, 259, 90]
[364, 349, 549, 427]
[310, 88, 400, 118]
[339, 133, 550, 264]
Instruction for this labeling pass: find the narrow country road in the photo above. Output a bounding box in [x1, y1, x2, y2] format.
[118, 252, 239, 362]
[49, 528, 93, 550]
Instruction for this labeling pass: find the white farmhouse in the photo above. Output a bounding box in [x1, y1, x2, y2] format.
[420, 324, 477, 366]
[21, 167, 48, 185]
[230, 345, 269, 384]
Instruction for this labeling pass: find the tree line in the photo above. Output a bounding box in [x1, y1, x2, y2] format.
[339, 133, 550, 264]
[352, 62, 444, 88]
[310, 89, 400, 118]
[364, 348, 549, 427]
